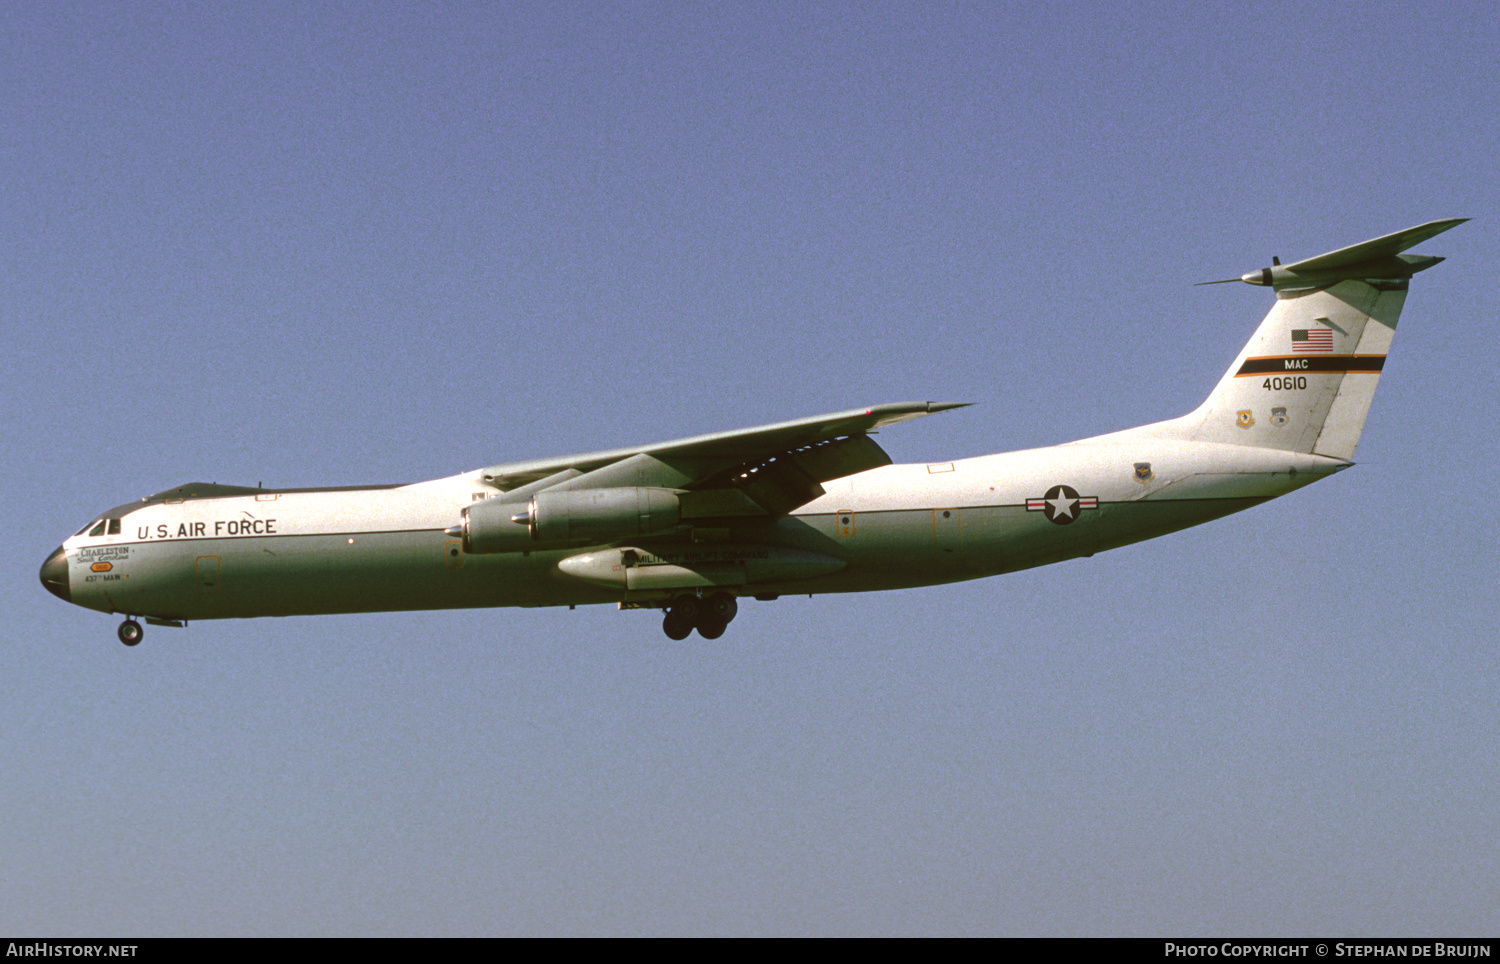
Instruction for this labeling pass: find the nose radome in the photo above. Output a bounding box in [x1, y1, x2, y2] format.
[40, 546, 70, 603]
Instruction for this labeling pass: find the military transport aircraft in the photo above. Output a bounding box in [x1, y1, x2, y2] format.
[41, 219, 1464, 645]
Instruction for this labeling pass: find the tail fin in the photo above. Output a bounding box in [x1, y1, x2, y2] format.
[1171, 219, 1465, 460]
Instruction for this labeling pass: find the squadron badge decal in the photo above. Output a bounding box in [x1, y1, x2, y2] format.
[1026, 485, 1099, 525]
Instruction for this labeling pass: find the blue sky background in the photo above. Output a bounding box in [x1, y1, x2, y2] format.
[4, 0, 1497, 936]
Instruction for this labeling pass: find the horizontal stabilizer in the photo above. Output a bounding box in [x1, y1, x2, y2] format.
[1288, 218, 1468, 272]
[1198, 218, 1467, 289]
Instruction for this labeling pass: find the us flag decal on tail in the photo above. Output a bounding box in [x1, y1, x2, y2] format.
[1291, 328, 1334, 352]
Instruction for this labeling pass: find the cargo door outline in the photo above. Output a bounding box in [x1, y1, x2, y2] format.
[933, 508, 962, 553]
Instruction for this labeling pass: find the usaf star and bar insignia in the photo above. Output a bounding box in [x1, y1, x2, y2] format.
[1026, 484, 1099, 525]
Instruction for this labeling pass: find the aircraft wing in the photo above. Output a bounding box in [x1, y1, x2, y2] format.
[476, 401, 970, 517]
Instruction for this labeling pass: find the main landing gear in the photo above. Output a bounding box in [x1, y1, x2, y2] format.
[117, 619, 143, 647]
[661, 592, 738, 640]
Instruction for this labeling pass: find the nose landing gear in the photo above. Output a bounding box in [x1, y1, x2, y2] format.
[117, 619, 144, 647]
[661, 592, 739, 640]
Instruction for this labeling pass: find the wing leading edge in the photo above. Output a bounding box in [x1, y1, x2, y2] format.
[476, 401, 970, 516]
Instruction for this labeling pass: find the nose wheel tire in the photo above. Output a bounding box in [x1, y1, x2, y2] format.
[117, 619, 143, 647]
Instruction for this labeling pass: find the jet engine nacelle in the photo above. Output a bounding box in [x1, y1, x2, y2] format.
[458, 486, 682, 554]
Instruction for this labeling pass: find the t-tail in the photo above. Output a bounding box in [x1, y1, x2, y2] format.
[1152, 218, 1465, 460]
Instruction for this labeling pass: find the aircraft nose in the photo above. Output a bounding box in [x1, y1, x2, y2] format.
[40, 545, 70, 603]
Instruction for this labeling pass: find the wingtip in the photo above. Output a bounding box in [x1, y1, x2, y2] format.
[1412, 216, 1470, 239]
[927, 401, 974, 413]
